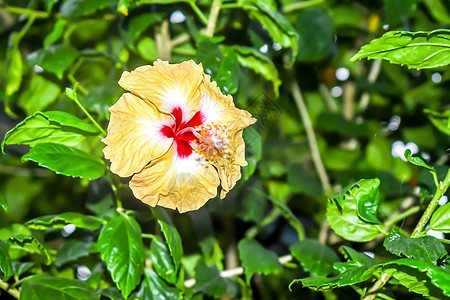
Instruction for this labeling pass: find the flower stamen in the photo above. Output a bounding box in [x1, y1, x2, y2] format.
[193, 122, 231, 161]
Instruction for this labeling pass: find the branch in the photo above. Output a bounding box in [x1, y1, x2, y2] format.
[183, 254, 293, 288]
[204, 0, 222, 38]
[0, 279, 20, 299]
[291, 81, 331, 194]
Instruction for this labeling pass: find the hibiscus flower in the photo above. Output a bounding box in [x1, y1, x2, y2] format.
[102, 60, 256, 213]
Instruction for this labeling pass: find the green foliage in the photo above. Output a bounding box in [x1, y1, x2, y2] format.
[25, 212, 104, 230]
[8, 234, 52, 265]
[351, 30, 450, 69]
[379, 259, 450, 297]
[384, 228, 447, 263]
[22, 143, 106, 180]
[98, 214, 144, 298]
[27, 45, 79, 79]
[152, 208, 183, 275]
[403, 149, 434, 172]
[430, 203, 450, 233]
[194, 261, 237, 298]
[327, 179, 384, 242]
[232, 46, 281, 97]
[238, 238, 282, 283]
[149, 235, 177, 284]
[290, 238, 339, 278]
[136, 268, 181, 300]
[424, 108, 450, 136]
[2, 111, 99, 152]
[1, 1, 450, 299]
[20, 275, 100, 300]
[0, 240, 13, 281]
[296, 8, 334, 62]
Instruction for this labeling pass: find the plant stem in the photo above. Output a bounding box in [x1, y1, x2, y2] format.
[283, 0, 325, 13]
[205, 0, 222, 38]
[291, 81, 331, 194]
[170, 33, 190, 48]
[68, 88, 107, 136]
[411, 168, 450, 237]
[221, 3, 258, 11]
[384, 205, 420, 228]
[0, 279, 20, 299]
[189, 2, 208, 25]
[358, 59, 382, 113]
[142, 233, 156, 239]
[364, 168, 450, 300]
[1, 4, 49, 18]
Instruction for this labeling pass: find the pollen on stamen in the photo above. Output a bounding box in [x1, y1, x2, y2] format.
[193, 122, 231, 161]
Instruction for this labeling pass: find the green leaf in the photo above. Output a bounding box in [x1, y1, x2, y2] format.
[20, 275, 99, 300]
[430, 203, 450, 233]
[0, 240, 13, 281]
[199, 236, 224, 272]
[96, 287, 122, 300]
[136, 268, 181, 300]
[383, 264, 446, 298]
[137, 37, 158, 62]
[121, 13, 163, 51]
[8, 234, 52, 265]
[0, 194, 7, 213]
[22, 143, 106, 180]
[246, 1, 298, 66]
[424, 108, 450, 136]
[423, 0, 450, 24]
[353, 178, 383, 224]
[12, 261, 35, 277]
[290, 239, 339, 278]
[44, 19, 67, 48]
[2, 111, 98, 153]
[5, 32, 23, 96]
[194, 261, 238, 298]
[350, 30, 450, 69]
[296, 8, 334, 62]
[152, 207, 183, 274]
[383, 228, 447, 263]
[404, 149, 434, 172]
[339, 246, 375, 267]
[149, 235, 177, 284]
[380, 259, 450, 297]
[60, 0, 118, 17]
[54, 240, 95, 267]
[27, 45, 79, 79]
[18, 75, 60, 115]
[26, 212, 104, 230]
[196, 36, 239, 94]
[295, 262, 375, 291]
[98, 214, 144, 299]
[326, 179, 384, 242]
[238, 238, 282, 283]
[232, 46, 281, 97]
[117, 0, 129, 15]
[260, 191, 304, 239]
[384, 0, 418, 26]
[242, 127, 262, 180]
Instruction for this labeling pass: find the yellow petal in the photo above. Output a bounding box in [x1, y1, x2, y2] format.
[199, 74, 256, 133]
[119, 59, 203, 117]
[102, 93, 173, 177]
[216, 130, 248, 199]
[129, 147, 220, 213]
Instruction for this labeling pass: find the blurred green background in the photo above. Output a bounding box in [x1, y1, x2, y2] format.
[1, 0, 450, 299]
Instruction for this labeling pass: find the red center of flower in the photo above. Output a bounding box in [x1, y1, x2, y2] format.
[161, 107, 205, 158]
